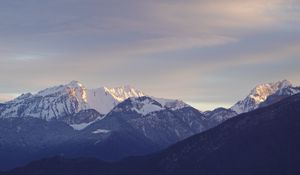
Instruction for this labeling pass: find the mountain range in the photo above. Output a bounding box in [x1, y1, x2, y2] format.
[0, 81, 190, 126]
[2, 88, 300, 175]
[0, 79, 299, 170]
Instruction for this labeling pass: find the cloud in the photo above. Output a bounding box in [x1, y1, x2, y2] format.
[113, 35, 238, 56]
[0, 0, 299, 110]
[151, 1, 276, 31]
[102, 0, 298, 36]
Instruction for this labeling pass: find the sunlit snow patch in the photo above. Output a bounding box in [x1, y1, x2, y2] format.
[92, 129, 110, 134]
[70, 117, 103, 130]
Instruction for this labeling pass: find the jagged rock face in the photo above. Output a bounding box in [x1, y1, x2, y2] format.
[2, 79, 300, 173]
[0, 81, 147, 122]
[110, 97, 164, 116]
[60, 109, 104, 125]
[231, 80, 300, 114]
[0, 82, 145, 125]
[0, 81, 89, 121]
[5, 94, 300, 175]
[0, 81, 189, 126]
[202, 80, 300, 126]
[88, 97, 208, 147]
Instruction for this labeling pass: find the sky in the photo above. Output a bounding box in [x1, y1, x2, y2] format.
[0, 0, 300, 110]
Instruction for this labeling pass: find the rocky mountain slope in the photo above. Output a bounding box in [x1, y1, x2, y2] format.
[0, 81, 188, 126]
[0, 80, 299, 171]
[5, 93, 300, 175]
[0, 96, 208, 170]
[231, 80, 300, 114]
[205, 80, 300, 125]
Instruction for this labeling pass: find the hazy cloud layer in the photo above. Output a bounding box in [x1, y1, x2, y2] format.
[0, 0, 299, 109]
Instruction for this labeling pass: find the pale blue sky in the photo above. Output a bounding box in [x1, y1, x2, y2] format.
[0, 0, 300, 110]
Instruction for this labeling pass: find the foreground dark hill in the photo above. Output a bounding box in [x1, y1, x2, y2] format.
[3, 93, 300, 175]
[147, 93, 300, 175]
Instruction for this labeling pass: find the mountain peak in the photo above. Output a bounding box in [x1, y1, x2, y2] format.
[231, 79, 299, 114]
[154, 98, 190, 110]
[277, 79, 292, 88]
[67, 80, 85, 88]
[111, 96, 164, 116]
[0, 81, 191, 126]
[36, 81, 86, 98]
[0, 81, 147, 122]
[249, 80, 293, 103]
[251, 79, 292, 93]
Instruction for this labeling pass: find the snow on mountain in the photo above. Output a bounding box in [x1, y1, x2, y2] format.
[154, 98, 190, 111]
[231, 80, 300, 114]
[130, 97, 164, 115]
[86, 85, 146, 114]
[0, 81, 189, 125]
[0, 81, 145, 121]
[92, 129, 110, 134]
[70, 119, 101, 130]
[111, 97, 164, 115]
[92, 96, 208, 147]
[104, 85, 145, 102]
[0, 81, 89, 121]
[110, 96, 193, 117]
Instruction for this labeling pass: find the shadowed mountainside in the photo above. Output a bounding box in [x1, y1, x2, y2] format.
[3, 93, 300, 175]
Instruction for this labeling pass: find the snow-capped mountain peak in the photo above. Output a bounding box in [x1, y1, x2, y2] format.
[111, 96, 192, 117]
[248, 80, 292, 103]
[103, 85, 146, 102]
[37, 80, 86, 97]
[37, 80, 88, 107]
[0, 81, 148, 121]
[129, 97, 164, 115]
[85, 84, 145, 114]
[231, 80, 299, 114]
[0, 81, 190, 125]
[154, 98, 190, 111]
